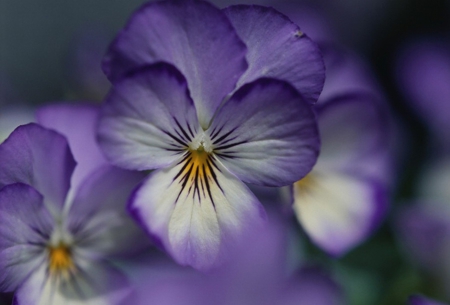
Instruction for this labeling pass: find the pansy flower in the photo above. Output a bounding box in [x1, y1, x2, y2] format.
[285, 45, 390, 255]
[0, 104, 146, 304]
[98, 1, 324, 269]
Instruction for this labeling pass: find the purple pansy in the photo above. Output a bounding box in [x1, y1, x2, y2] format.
[397, 156, 450, 297]
[396, 39, 450, 151]
[0, 105, 146, 304]
[287, 45, 391, 256]
[98, 0, 323, 269]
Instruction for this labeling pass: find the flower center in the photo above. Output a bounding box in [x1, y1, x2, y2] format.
[48, 243, 75, 275]
[295, 173, 316, 192]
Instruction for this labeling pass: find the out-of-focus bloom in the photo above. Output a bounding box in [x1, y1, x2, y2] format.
[285, 45, 391, 256]
[290, 92, 389, 256]
[97, 0, 324, 269]
[128, 210, 345, 305]
[408, 295, 449, 305]
[397, 157, 450, 297]
[396, 39, 450, 151]
[0, 104, 146, 304]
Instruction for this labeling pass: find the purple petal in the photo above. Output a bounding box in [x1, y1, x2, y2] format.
[129, 155, 266, 270]
[0, 106, 34, 143]
[103, 0, 247, 128]
[315, 93, 390, 183]
[292, 172, 387, 256]
[209, 78, 320, 187]
[396, 201, 450, 272]
[37, 103, 108, 193]
[318, 45, 382, 104]
[0, 124, 76, 213]
[396, 40, 450, 146]
[68, 165, 147, 257]
[0, 183, 51, 292]
[98, 63, 199, 171]
[408, 295, 449, 305]
[14, 258, 131, 305]
[224, 5, 325, 104]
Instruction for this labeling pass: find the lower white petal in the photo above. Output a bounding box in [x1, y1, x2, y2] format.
[130, 152, 266, 270]
[15, 259, 130, 305]
[293, 170, 385, 256]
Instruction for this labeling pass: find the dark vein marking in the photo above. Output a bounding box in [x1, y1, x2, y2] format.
[213, 127, 237, 145]
[174, 117, 192, 142]
[214, 140, 247, 151]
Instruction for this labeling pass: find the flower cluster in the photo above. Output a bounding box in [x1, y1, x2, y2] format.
[2, 0, 448, 304]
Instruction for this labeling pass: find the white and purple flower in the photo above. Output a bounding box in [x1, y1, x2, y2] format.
[97, 0, 324, 269]
[0, 105, 146, 304]
[287, 46, 391, 256]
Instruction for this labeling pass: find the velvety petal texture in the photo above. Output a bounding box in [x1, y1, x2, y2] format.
[98, 64, 199, 171]
[0, 184, 52, 292]
[210, 78, 320, 186]
[224, 5, 325, 104]
[130, 156, 266, 270]
[103, 0, 248, 128]
[37, 104, 107, 193]
[292, 172, 386, 256]
[0, 124, 76, 214]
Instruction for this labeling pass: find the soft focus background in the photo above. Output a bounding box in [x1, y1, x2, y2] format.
[1, 0, 450, 304]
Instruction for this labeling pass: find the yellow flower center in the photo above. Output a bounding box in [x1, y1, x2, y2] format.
[48, 244, 74, 275]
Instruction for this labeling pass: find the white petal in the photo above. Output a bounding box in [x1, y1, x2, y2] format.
[130, 152, 266, 270]
[15, 259, 131, 305]
[293, 170, 385, 256]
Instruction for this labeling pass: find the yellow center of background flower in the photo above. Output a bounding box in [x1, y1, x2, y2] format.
[48, 244, 74, 275]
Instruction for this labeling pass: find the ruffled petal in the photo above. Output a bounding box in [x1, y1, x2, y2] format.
[292, 171, 387, 256]
[98, 63, 199, 171]
[0, 124, 76, 213]
[0, 184, 51, 292]
[129, 153, 266, 270]
[103, 0, 247, 128]
[68, 165, 147, 257]
[37, 104, 107, 193]
[14, 258, 131, 305]
[209, 78, 320, 187]
[224, 5, 325, 104]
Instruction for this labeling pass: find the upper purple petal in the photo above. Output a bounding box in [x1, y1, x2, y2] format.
[396, 39, 450, 148]
[0, 183, 51, 292]
[103, 0, 248, 128]
[98, 63, 199, 171]
[315, 92, 391, 184]
[223, 5, 325, 104]
[0, 123, 76, 213]
[209, 78, 320, 187]
[36, 103, 108, 193]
